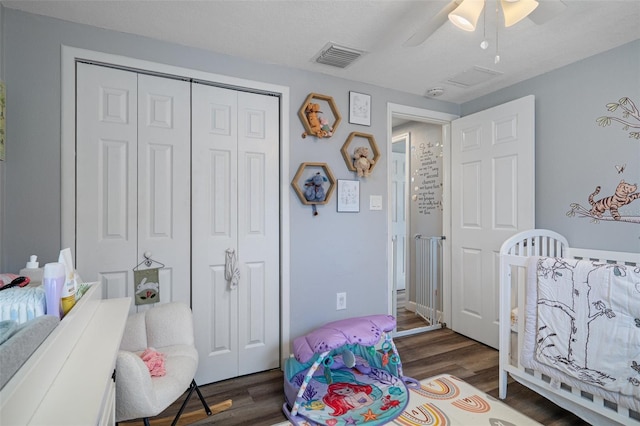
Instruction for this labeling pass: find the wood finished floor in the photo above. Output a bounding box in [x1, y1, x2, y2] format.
[140, 327, 589, 426]
[395, 290, 433, 332]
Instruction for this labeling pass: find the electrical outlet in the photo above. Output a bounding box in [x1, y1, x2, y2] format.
[336, 292, 347, 310]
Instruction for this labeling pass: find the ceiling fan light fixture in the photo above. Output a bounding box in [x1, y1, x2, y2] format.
[448, 0, 485, 31]
[501, 0, 539, 27]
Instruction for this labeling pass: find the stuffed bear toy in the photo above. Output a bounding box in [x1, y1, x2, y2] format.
[353, 146, 375, 177]
[304, 103, 324, 138]
[304, 172, 327, 202]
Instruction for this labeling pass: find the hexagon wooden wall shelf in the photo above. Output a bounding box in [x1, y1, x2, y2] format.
[299, 93, 341, 139]
[291, 162, 337, 205]
[340, 132, 381, 175]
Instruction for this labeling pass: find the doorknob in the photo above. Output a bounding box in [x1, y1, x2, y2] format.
[143, 251, 153, 267]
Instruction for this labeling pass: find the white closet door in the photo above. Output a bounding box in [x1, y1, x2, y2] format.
[76, 63, 138, 298]
[192, 85, 239, 380]
[191, 84, 280, 384]
[236, 91, 280, 376]
[76, 63, 191, 307]
[137, 75, 191, 306]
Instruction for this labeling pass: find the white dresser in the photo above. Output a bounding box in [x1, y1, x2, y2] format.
[0, 282, 131, 425]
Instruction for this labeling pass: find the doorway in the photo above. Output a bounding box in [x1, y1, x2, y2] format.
[387, 104, 457, 337]
[388, 98, 534, 343]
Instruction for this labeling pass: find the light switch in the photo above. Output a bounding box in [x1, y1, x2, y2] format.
[369, 195, 383, 210]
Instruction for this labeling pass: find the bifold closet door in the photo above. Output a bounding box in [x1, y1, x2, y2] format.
[76, 63, 191, 308]
[191, 83, 280, 384]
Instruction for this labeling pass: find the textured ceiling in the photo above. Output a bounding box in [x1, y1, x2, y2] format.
[3, 0, 640, 103]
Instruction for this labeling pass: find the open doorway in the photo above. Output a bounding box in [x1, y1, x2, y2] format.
[387, 104, 457, 337]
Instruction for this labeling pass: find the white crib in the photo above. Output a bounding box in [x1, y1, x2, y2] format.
[499, 229, 640, 425]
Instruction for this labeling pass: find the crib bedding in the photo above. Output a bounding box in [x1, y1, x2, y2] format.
[521, 256, 640, 412]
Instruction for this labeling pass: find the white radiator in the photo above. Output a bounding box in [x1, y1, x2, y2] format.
[414, 235, 444, 331]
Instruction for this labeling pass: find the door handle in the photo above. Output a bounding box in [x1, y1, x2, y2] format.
[225, 249, 240, 290]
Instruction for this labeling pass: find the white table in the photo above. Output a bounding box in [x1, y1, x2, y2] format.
[0, 282, 131, 425]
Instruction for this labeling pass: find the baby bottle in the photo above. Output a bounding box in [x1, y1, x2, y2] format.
[43, 262, 65, 318]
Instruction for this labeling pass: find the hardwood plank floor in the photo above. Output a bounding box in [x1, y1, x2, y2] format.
[137, 328, 589, 426]
[395, 290, 434, 332]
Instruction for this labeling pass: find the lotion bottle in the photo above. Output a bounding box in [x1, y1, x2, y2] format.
[19, 255, 44, 286]
[59, 248, 76, 315]
[43, 262, 65, 319]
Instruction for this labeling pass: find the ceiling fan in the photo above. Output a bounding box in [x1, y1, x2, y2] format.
[403, 0, 567, 47]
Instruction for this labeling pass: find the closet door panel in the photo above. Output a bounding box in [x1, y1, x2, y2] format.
[137, 75, 191, 307]
[101, 272, 130, 300]
[244, 154, 266, 233]
[211, 265, 235, 355]
[192, 86, 279, 384]
[76, 63, 138, 294]
[192, 84, 239, 382]
[237, 92, 280, 374]
[242, 261, 266, 343]
[77, 64, 191, 308]
[210, 150, 233, 236]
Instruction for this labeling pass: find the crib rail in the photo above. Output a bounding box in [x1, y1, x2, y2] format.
[499, 229, 640, 425]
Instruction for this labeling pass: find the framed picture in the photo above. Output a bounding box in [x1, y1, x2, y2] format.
[337, 179, 360, 212]
[349, 91, 371, 126]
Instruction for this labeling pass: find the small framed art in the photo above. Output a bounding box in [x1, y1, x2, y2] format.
[349, 91, 371, 126]
[337, 179, 360, 212]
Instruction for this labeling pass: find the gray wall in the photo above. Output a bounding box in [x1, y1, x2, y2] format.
[2, 8, 638, 342]
[0, 6, 4, 271]
[462, 40, 640, 252]
[0, 8, 458, 339]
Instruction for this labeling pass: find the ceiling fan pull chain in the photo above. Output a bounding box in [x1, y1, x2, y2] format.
[495, 2, 501, 63]
[480, 3, 489, 50]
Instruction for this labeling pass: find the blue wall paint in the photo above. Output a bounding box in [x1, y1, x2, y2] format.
[462, 40, 640, 252]
[0, 8, 457, 339]
[2, 8, 638, 342]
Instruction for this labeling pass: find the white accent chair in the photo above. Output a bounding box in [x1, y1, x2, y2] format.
[115, 302, 225, 425]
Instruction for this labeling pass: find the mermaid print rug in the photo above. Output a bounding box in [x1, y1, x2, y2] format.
[276, 374, 540, 425]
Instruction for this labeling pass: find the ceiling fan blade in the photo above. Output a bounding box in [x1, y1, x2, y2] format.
[403, 0, 461, 47]
[527, 0, 567, 25]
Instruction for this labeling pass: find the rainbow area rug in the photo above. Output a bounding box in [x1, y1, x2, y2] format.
[276, 374, 541, 425]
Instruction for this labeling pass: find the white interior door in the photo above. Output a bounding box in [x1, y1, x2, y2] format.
[76, 63, 137, 297]
[191, 83, 280, 384]
[76, 63, 191, 308]
[451, 95, 535, 349]
[137, 74, 191, 306]
[392, 150, 407, 291]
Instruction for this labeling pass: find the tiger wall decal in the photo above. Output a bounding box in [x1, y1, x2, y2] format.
[589, 180, 640, 220]
[588, 180, 640, 221]
[568, 178, 640, 224]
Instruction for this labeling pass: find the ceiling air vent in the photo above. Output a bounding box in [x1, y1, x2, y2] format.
[446, 66, 503, 88]
[313, 43, 365, 69]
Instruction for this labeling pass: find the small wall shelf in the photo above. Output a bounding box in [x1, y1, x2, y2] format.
[299, 93, 341, 139]
[340, 132, 381, 175]
[291, 162, 336, 205]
